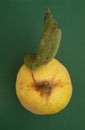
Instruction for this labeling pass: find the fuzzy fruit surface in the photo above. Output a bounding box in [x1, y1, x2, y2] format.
[16, 58, 72, 115]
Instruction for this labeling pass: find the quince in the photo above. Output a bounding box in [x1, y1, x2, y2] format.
[16, 58, 72, 114]
[16, 8, 72, 115]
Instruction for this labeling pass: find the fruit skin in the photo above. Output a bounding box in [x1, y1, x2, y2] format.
[16, 58, 72, 115]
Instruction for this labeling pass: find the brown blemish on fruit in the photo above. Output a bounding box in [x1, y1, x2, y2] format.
[23, 69, 67, 96]
[31, 70, 58, 97]
[34, 81, 52, 96]
[20, 82, 23, 85]
[19, 82, 23, 90]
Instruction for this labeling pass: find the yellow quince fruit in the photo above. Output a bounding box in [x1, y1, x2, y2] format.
[16, 58, 72, 114]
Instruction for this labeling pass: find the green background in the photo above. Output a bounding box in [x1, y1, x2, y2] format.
[0, 0, 85, 130]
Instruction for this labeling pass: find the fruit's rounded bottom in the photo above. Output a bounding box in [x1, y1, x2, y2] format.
[16, 58, 72, 115]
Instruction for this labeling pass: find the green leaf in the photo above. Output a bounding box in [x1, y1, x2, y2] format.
[24, 54, 36, 69]
[32, 8, 61, 70]
[24, 8, 61, 70]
